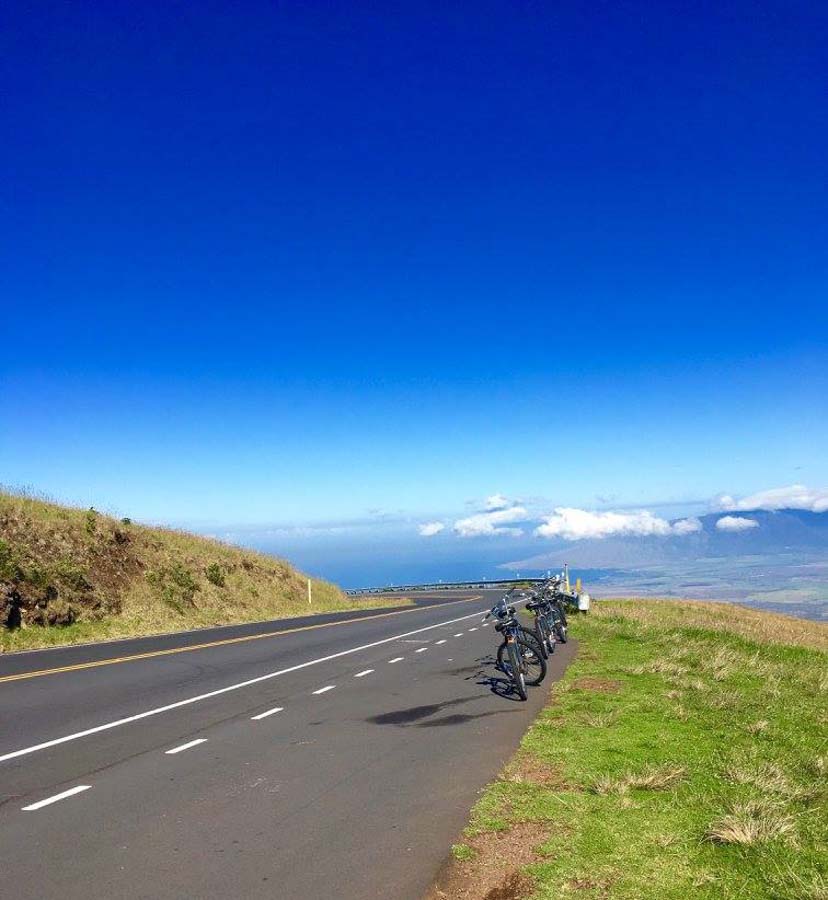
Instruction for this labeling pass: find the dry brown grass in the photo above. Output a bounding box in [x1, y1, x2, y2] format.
[809, 756, 827, 779]
[571, 677, 622, 693]
[705, 800, 797, 846]
[581, 709, 622, 728]
[709, 690, 743, 710]
[721, 761, 809, 800]
[591, 765, 686, 796]
[626, 659, 689, 677]
[501, 753, 571, 790]
[746, 719, 770, 735]
[703, 646, 741, 680]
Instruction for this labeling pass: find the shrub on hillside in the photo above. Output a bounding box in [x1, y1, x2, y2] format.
[85, 507, 97, 535]
[146, 563, 200, 613]
[205, 563, 225, 587]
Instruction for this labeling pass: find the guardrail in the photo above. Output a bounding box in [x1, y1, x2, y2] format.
[345, 578, 545, 596]
[345, 576, 591, 612]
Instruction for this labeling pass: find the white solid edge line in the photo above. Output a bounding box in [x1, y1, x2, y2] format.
[0, 603, 517, 765]
[251, 706, 284, 720]
[165, 738, 207, 755]
[388, 657, 404, 663]
[22, 784, 91, 811]
[312, 685, 336, 695]
[354, 669, 374, 678]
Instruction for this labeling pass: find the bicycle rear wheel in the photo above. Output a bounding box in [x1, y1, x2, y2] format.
[508, 641, 528, 700]
[518, 638, 546, 685]
[551, 608, 568, 643]
[518, 626, 544, 659]
[532, 618, 549, 659]
[498, 638, 546, 686]
[539, 615, 555, 654]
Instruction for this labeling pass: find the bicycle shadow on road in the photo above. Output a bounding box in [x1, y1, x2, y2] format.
[475, 673, 525, 702]
[365, 689, 522, 728]
[447, 653, 526, 703]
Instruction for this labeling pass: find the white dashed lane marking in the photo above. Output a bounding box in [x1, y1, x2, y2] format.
[312, 685, 336, 695]
[165, 738, 207, 755]
[22, 785, 91, 811]
[388, 657, 404, 664]
[354, 669, 374, 678]
[0, 604, 493, 766]
[251, 706, 284, 720]
[454, 633, 464, 637]
[416, 647, 428, 653]
[435, 639, 446, 645]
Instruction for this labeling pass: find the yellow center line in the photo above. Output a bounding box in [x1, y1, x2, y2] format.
[0, 596, 482, 685]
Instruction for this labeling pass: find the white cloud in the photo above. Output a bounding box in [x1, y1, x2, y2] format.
[716, 484, 828, 513]
[715, 515, 759, 532]
[485, 493, 511, 511]
[534, 508, 703, 541]
[672, 517, 703, 535]
[454, 506, 528, 537]
[418, 521, 445, 537]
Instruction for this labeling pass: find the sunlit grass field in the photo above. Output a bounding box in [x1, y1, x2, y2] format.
[442, 600, 827, 900]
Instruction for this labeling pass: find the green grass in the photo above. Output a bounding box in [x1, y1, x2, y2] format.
[452, 843, 477, 862]
[454, 600, 828, 899]
[1, 489, 408, 652]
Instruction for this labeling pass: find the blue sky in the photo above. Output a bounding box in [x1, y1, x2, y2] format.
[2, 2, 827, 581]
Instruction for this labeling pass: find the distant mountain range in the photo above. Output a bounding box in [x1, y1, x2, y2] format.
[505, 509, 828, 571]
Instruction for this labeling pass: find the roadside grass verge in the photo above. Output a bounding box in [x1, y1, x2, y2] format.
[434, 600, 827, 900]
[1, 490, 407, 652]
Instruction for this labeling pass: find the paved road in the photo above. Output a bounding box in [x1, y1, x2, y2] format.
[0, 590, 576, 899]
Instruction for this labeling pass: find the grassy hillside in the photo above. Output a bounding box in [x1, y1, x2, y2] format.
[0, 491, 391, 652]
[434, 600, 827, 900]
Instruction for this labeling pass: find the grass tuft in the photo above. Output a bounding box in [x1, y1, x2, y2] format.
[746, 719, 770, 735]
[705, 800, 797, 846]
[591, 766, 686, 795]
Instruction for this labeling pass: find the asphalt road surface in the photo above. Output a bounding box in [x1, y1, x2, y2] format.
[0, 590, 576, 899]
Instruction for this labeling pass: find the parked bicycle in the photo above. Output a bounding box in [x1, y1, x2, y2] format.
[497, 587, 548, 659]
[541, 578, 569, 644]
[485, 594, 546, 700]
[525, 580, 558, 656]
